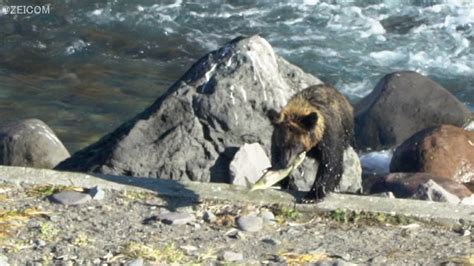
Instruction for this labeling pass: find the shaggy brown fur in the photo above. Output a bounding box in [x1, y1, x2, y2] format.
[268, 84, 354, 200]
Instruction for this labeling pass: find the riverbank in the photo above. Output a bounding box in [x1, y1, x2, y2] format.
[0, 166, 472, 264]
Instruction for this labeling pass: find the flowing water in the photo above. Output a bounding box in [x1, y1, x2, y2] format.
[1, 0, 473, 152]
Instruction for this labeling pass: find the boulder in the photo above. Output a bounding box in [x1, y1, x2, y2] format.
[390, 125, 474, 183]
[290, 146, 362, 194]
[369, 173, 472, 199]
[229, 143, 271, 187]
[0, 119, 70, 169]
[355, 71, 472, 150]
[56, 35, 321, 181]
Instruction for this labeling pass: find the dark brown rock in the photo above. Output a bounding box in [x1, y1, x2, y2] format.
[390, 125, 474, 183]
[370, 172, 472, 199]
[355, 71, 472, 150]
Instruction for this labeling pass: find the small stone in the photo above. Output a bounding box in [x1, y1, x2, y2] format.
[36, 239, 46, 247]
[49, 191, 92, 205]
[88, 186, 105, 201]
[180, 245, 198, 255]
[259, 211, 276, 223]
[262, 238, 280, 245]
[315, 259, 357, 266]
[203, 211, 217, 223]
[125, 258, 144, 266]
[221, 251, 244, 262]
[92, 258, 101, 264]
[157, 212, 196, 225]
[0, 253, 9, 266]
[236, 215, 263, 232]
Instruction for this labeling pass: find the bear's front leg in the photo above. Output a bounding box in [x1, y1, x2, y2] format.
[303, 134, 344, 203]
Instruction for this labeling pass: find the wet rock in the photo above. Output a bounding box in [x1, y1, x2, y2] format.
[49, 191, 92, 205]
[221, 251, 244, 262]
[203, 210, 217, 223]
[0, 119, 70, 169]
[229, 143, 271, 187]
[355, 71, 472, 150]
[292, 146, 362, 193]
[56, 35, 321, 182]
[369, 173, 472, 199]
[88, 186, 105, 200]
[125, 258, 143, 266]
[236, 215, 263, 232]
[262, 238, 280, 245]
[390, 125, 474, 183]
[157, 212, 196, 225]
[413, 179, 461, 204]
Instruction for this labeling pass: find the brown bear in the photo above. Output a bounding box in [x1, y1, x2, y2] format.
[268, 84, 354, 201]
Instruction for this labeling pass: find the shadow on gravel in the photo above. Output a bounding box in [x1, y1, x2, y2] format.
[92, 173, 200, 211]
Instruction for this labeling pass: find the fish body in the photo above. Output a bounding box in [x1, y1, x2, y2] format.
[250, 152, 306, 191]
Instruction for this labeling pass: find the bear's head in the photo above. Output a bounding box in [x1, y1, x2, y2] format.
[267, 109, 320, 169]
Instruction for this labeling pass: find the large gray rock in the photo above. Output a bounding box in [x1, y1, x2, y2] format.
[229, 143, 271, 187]
[290, 146, 362, 194]
[355, 71, 472, 150]
[0, 119, 70, 169]
[56, 35, 321, 181]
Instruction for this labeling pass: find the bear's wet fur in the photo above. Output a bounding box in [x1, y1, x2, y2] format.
[268, 84, 354, 200]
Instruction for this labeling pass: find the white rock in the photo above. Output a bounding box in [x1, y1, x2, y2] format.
[221, 251, 244, 262]
[229, 143, 271, 187]
[88, 186, 105, 200]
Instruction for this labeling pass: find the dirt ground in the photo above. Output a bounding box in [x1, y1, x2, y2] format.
[0, 182, 472, 265]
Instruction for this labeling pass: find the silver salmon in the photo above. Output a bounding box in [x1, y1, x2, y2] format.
[250, 151, 306, 191]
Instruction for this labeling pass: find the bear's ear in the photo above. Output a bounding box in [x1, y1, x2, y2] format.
[300, 112, 318, 130]
[267, 109, 282, 124]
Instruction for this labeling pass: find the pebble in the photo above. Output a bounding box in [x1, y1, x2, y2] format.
[262, 238, 280, 245]
[221, 251, 244, 262]
[49, 191, 92, 205]
[315, 259, 357, 266]
[157, 212, 196, 225]
[236, 215, 263, 232]
[125, 258, 144, 266]
[180, 245, 198, 255]
[35, 239, 46, 247]
[0, 253, 9, 266]
[203, 211, 217, 223]
[260, 210, 276, 223]
[88, 186, 105, 200]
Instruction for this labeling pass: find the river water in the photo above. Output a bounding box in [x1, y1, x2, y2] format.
[0, 0, 473, 152]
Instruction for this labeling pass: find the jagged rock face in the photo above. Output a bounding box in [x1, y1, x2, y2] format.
[0, 119, 70, 169]
[56, 35, 321, 182]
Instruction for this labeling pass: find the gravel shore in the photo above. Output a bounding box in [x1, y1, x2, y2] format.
[1, 182, 472, 265]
